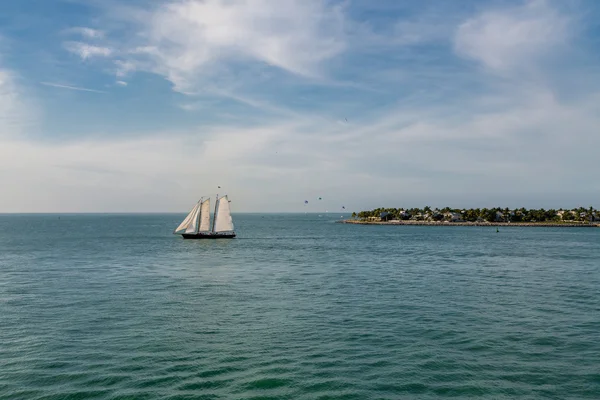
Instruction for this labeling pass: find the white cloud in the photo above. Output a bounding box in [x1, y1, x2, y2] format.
[66, 27, 105, 39]
[2, 84, 599, 213]
[116, 80, 128, 86]
[115, 0, 347, 92]
[114, 60, 137, 78]
[454, 0, 569, 73]
[0, 125, 297, 212]
[64, 41, 113, 60]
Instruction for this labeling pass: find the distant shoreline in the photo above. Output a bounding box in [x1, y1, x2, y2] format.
[339, 220, 600, 228]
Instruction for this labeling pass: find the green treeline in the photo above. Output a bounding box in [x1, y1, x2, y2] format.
[352, 206, 598, 223]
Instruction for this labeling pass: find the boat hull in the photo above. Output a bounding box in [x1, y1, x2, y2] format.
[181, 232, 236, 239]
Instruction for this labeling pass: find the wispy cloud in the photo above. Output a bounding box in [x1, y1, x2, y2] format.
[109, 0, 347, 92]
[454, 0, 570, 74]
[64, 41, 113, 60]
[64, 27, 105, 39]
[0, 63, 37, 139]
[114, 60, 136, 78]
[0, 69, 20, 122]
[2, 89, 599, 212]
[40, 82, 107, 93]
[178, 103, 198, 112]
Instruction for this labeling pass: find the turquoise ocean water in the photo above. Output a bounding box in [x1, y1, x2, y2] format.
[1, 213, 599, 399]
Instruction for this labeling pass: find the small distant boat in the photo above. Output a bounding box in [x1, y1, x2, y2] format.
[174, 195, 236, 239]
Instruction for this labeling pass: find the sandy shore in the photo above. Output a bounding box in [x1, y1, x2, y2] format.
[339, 220, 600, 228]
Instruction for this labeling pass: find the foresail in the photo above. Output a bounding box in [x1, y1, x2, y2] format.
[185, 201, 202, 234]
[199, 199, 211, 232]
[175, 202, 200, 233]
[214, 196, 234, 232]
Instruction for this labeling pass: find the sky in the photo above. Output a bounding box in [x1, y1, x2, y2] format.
[1, 0, 599, 213]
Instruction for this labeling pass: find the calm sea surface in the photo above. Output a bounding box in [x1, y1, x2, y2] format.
[1, 214, 599, 399]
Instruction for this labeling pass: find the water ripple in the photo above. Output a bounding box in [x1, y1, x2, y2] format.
[0, 215, 599, 399]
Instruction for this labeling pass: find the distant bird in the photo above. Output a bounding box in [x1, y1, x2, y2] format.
[345, 118, 348, 122]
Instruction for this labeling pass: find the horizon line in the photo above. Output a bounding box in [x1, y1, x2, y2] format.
[0, 211, 350, 215]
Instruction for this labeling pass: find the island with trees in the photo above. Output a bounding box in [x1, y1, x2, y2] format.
[344, 206, 600, 227]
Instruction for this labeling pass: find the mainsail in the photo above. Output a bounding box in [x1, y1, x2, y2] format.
[184, 201, 203, 233]
[199, 199, 211, 232]
[213, 195, 234, 232]
[174, 201, 200, 233]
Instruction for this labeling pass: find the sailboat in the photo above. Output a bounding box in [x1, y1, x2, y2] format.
[174, 195, 236, 239]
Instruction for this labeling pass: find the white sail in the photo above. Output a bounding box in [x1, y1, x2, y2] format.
[199, 199, 211, 232]
[185, 201, 202, 234]
[174, 202, 200, 233]
[213, 195, 234, 232]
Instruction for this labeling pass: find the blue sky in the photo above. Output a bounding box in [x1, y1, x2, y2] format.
[1, 0, 599, 212]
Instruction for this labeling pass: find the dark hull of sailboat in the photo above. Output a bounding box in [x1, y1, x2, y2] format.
[182, 233, 236, 239]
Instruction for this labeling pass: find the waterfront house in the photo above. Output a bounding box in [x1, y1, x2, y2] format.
[443, 212, 463, 222]
[380, 212, 393, 221]
[398, 210, 411, 220]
